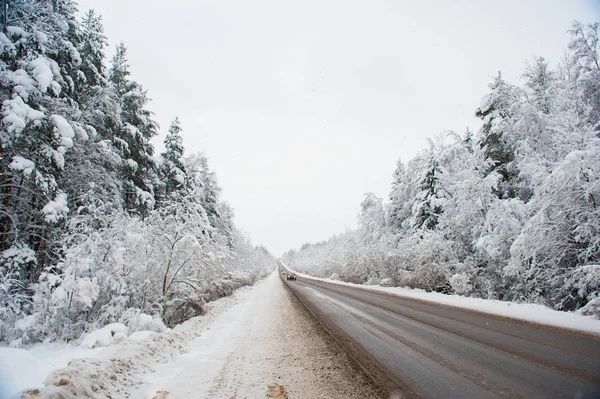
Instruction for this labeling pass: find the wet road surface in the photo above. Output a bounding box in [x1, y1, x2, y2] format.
[285, 275, 600, 398]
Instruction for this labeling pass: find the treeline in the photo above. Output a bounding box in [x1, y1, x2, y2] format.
[284, 22, 600, 315]
[0, 1, 275, 345]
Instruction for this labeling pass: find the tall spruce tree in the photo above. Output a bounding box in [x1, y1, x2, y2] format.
[411, 157, 443, 231]
[476, 73, 520, 199]
[61, 9, 122, 216]
[388, 159, 414, 233]
[159, 117, 186, 201]
[523, 57, 555, 114]
[109, 42, 158, 215]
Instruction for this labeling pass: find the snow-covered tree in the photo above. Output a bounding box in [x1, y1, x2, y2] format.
[508, 129, 600, 310]
[523, 57, 555, 115]
[388, 159, 416, 234]
[0, 0, 85, 341]
[158, 117, 186, 201]
[411, 154, 443, 231]
[184, 153, 234, 241]
[109, 42, 158, 215]
[0, 0, 81, 277]
[476, 73, 522, 199]
[0, 4, 277, 344]
[568, 21, 600, 128]
[285, 21, 600, 314]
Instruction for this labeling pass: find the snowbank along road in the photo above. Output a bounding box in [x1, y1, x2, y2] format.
[285, 272, 600, 398]
[133, 272, 383, 398]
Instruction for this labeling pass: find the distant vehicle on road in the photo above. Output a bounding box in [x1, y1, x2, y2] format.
[286, 272, 297, 281]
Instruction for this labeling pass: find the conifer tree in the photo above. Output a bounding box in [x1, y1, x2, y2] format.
[411, 156, 443, 231]
[523, 57, 555, 114]
[388, 159, 414, 233]
[476, 73, 520, 199]
[159, 117, 186, 200]
[0, 0, 81, 333]
[59, 8, 123, 216]
[109, 42, 158, 215]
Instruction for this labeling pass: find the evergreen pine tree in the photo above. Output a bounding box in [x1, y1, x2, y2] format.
[388, 159, 414, 233]
[159, 117, 186, 200]
[0, 0, 81, 332]
[523, 57, 555, 114]
[109, 42, 158, 215]
[476, 73, 519, 199]
[61, 9, 123, 216]
[411, 157, 443, 231]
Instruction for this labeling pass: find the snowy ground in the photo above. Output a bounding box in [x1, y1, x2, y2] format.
[0, 343, 106, 398]
[1, 283, 250, 398]
[290, 270, 600, 335]
[3, 272, 381, 398]
[131, 271, 380, 398]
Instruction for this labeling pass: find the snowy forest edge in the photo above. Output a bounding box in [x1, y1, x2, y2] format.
[284, 21, 600, 319]
[0, 1, 276, 345]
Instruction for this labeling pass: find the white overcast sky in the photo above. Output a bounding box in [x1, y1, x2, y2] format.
[77, 0, 598, 256]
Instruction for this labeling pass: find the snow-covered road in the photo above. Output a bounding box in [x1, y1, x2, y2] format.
[132, 272, 380, 398]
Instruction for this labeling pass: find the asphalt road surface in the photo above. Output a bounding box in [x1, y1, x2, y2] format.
[283, 273, 600, 399]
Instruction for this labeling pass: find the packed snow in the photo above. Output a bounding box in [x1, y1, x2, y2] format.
[79, 323, 128, 349]
[131, 272, 378, 399]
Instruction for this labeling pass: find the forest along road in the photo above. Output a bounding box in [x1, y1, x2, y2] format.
[285, 275, 600, 399]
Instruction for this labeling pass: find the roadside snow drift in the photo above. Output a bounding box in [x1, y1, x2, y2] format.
[3, 289, 246, 399]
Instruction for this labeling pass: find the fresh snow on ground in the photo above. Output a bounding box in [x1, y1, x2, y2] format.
[0, 343, 105, 398]
[79, 323, 129, 349]
[1, 288, 247, 398]
[291, 270, 600, 335]
[0, 312, 172, 397]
